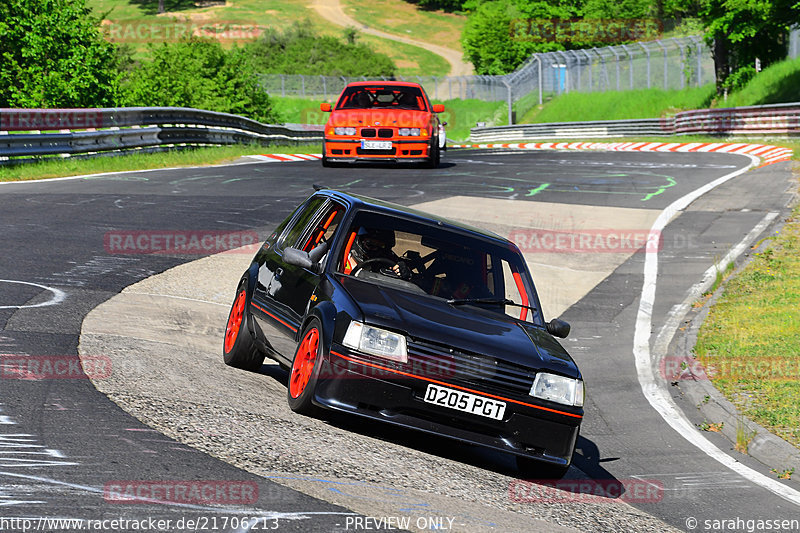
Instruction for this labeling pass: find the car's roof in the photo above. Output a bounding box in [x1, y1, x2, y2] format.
[316, 189, 508, 244]
[343, 81, 424, 89]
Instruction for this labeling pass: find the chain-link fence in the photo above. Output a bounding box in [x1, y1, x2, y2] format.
[259, 28, 800, 124]
[256, 74, 508, 102]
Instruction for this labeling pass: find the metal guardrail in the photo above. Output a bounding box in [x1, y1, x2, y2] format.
[471, 102, 800, 142]
[0, 107, 323, 164]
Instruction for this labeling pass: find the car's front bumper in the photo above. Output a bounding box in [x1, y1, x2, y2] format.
[315, 347, 581, 466]
[324, 138, 433, 162]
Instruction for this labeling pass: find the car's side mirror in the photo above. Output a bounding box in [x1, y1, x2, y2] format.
[432, 104, 444, 113]
[284, 242, 328, 273]
[320, 103, 332, 112]
[546, 318, 571, 339]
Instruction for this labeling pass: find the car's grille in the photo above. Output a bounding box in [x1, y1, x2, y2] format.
[361, 128, 376, 137]
[406, 339, 534, 396]
[378, 128, 393, 138]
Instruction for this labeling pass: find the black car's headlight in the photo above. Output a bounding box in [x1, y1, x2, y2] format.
[343, 321, 408, 363]
[530, 373, 584, 407]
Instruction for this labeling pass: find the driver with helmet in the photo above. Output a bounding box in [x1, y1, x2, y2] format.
[344, 227, 411, 280]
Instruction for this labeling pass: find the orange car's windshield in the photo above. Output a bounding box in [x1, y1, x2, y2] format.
[336, 85, 428, 111]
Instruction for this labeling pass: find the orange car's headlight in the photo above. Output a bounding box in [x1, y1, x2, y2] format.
[334, 127, 357, 136]
[398, 128, 421, 136]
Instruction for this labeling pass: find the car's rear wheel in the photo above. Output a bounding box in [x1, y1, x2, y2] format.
[515, 455, 570, 480]
[223, 280, 265, 371]
[287, 319, 324, 415]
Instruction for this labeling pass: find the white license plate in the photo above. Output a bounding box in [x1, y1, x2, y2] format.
[423, 384, 506, 420]
[361, 140, 392, 150]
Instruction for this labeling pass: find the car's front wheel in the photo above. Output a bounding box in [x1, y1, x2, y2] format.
[223, 280, 265, 371]
[287, 319, 324, 415]
[425, 140, 440, 168]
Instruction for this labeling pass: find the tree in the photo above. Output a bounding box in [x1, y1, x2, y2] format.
[0, 0, 120, 107]
[461, 0, 582, 75]
[700, 0, 799, 94]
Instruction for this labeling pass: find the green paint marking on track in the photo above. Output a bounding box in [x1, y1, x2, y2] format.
[641, 177, 676, 201]
[526, 183, 550, 196]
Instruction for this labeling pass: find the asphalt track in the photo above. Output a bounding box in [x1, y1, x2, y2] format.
[0, 148, 798, 532]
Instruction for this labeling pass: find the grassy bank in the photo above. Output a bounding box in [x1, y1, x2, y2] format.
[694, 204, 800, 448]
[518, 86, 717, 124]
[0, 143, 320, 182]
[720, 56, 800, 108]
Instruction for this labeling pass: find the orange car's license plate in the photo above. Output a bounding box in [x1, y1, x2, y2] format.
[361, 140, 392, 150]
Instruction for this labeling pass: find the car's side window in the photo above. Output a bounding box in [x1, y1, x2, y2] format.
[299, 201, 345, 253]
[276, 197, 326, 251]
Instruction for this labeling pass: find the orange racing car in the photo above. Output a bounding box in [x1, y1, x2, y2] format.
[320, 81, 445, 168]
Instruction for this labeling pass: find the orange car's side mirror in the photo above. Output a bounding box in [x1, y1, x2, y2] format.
[432, 104, 445, 113]
[320, 103, 332, 112]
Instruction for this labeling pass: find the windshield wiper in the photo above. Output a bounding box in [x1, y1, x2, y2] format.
[446, 297, 538, 311]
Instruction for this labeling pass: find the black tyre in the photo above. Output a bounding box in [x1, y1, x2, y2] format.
[222, 280, 265, 371]
[516, 455, 570, 480]
[287, 319, 324, 415]
[424, 140, 440, 168]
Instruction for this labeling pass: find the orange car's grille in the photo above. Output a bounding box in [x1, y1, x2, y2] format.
[378, 128, 393, 138]
[361, 128, 376, 137]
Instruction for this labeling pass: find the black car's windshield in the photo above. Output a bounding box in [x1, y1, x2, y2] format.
[337, 210, 542, 324]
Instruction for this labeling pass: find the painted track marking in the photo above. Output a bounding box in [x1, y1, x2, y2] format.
[632, 154, 800, 506]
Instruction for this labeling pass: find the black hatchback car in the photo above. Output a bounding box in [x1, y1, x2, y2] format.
[223, 188, 584, 477]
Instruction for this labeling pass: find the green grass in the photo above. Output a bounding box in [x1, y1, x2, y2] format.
[357, 33, 450, 76]
[518, 85, 717, 124]
[694, 204, 800, 448]
[87, 0, 453, 76]
[341, 0, 466, 53]
[0, 143, 321, 182]
[718, 56, 800, 108]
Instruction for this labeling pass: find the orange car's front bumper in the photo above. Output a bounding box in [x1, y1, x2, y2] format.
[323, 138, 432, 163]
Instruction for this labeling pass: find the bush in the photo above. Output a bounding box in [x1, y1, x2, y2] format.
[244, 23, 396, 77]
[0, 0, 120, 107]
[120, 38, 277, 123]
